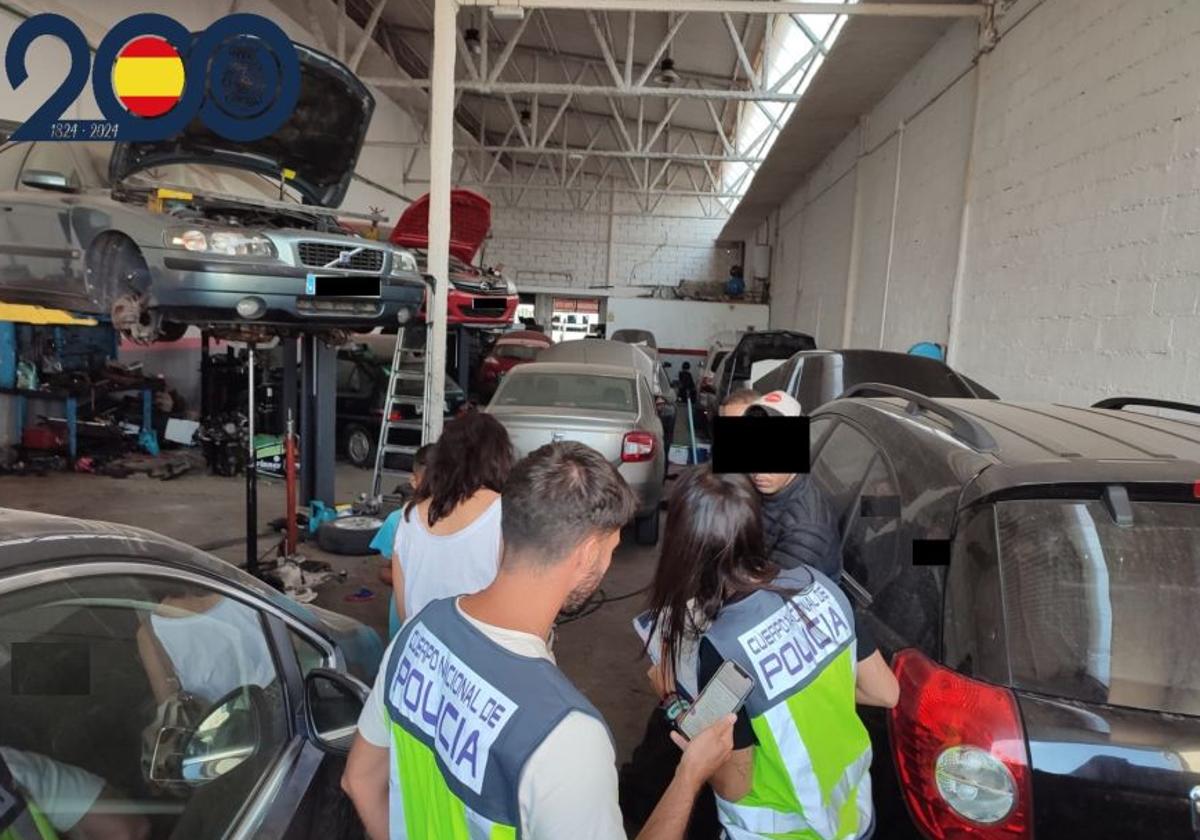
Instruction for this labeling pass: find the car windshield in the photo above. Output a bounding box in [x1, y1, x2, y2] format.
[494, 344, 540, 361]
[994, 498, 1200, 716]
[495, 373, 636, 413]
[835, 355, 977, 397]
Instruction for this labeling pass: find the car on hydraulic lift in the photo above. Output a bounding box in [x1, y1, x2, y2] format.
[389, 189, 519, 327]
[806, 389, 1200, 839]
[0, 507, 381, 839]
[0, 42, 426, 344]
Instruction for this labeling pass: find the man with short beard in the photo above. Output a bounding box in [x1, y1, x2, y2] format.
[343, 442, 735, 840]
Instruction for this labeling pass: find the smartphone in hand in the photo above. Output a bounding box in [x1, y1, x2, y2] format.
[676, 660, 754, 741]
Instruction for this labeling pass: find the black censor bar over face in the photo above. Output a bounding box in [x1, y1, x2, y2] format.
[711, 416, 810, 475]
[911, 538, 951, 567]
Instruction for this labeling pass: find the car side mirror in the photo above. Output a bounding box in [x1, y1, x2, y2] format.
[21, 169, 78, 193]
[306, 668, 369, 754]
[174, 686, 268, 786]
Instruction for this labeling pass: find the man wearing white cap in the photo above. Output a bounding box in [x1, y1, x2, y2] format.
[742, 390, 842, 578]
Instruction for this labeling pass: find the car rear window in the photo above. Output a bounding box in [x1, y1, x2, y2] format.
[995, 499, 1200, 716]
[732, 335, 814, 379]
[495, 345, 540, 361]
[495, 373, 637, 413]
[836, 355, 978, 397]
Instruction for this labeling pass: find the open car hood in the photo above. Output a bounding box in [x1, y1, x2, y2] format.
[390, 189, 491, 264]
[109, 43, 374, 208]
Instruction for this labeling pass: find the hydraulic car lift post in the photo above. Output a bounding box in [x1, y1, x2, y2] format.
[246, 342, 258, 577]
[239, 335, 334, 579]
[455, 324, 470, 396]
[298, 334, 337, 511]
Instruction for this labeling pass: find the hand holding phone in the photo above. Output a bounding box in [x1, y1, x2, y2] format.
[676, 660, 754, 741]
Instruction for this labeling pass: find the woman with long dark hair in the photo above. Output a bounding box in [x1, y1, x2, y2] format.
[645, 467, 898, 840]
[391, 411, 514, 626]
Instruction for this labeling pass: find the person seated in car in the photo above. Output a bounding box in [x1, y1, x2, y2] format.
[136, 586, 277, 709]
[0, 746, 149, 840]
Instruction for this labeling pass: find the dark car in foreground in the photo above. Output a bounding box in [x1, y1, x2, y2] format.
[0, 43, 425, 343]
[0, 508, 380, 839]
[753, 348, 997, 409]
[806, 389, 1200, 839]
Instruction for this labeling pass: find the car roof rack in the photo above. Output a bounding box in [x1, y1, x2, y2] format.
[839, 382, 999, 453]
[1092, 397, 1200, 416]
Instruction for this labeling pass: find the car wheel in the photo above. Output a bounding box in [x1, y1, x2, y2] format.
[317, 515, 384, 556]
[88, 235, 160, 344]
[157, 321, 188, 343]
[345, 425, 376, 469]
[634, 511, 660, 546]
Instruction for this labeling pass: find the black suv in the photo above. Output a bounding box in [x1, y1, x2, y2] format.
[807, 388, 1200, 839]
[709, 330, 816, 409]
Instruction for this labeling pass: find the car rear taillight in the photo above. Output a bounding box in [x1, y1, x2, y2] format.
[622, 431, 655, 462]
[374, 408, 404, 422]
[889, 649, 1032, 839]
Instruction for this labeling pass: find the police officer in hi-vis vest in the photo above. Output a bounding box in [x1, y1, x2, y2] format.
[343, 442, 737, 840]
[644, 469, 900, 840]
[0, 748, 148, 840]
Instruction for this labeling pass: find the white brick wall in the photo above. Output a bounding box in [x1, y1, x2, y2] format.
[763, 0, 1200, 404]
[483, 170, 733, 294]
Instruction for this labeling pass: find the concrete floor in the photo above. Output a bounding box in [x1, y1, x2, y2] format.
[0, 457, 667, 764]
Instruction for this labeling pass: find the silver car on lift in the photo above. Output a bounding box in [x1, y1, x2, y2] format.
[485, 361, 666, 545]
[0, 43, 425, 344]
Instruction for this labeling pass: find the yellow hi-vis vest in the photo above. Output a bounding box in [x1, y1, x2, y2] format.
[702, 566, 873, 840]
[0, 755, 58, 840]
[380, 597, 611, 838]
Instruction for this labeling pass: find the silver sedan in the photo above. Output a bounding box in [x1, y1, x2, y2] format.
[485, 361, 665, 545]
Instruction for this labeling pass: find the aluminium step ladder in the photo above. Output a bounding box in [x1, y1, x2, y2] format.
[369, 324, 437, 508]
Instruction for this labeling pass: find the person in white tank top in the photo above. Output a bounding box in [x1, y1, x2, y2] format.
[392, 412, 515, 626]
[137, 589, 276, 707]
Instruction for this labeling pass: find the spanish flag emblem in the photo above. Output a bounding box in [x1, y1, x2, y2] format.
[112, 37, 185, 118]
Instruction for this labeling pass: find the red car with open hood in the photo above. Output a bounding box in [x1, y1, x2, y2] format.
[389, 190, 518, 326]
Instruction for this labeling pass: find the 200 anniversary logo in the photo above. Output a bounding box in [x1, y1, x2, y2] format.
[4, 12, 301, 142]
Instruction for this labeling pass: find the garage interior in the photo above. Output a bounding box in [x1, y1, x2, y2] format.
[2, 0, 1200, 835]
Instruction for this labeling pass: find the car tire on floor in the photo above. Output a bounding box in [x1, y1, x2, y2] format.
[317, 515, 383, 556]
[634, 511, 659, 546]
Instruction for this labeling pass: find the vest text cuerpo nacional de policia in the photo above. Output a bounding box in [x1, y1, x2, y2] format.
[0, 755, 56, 840]
[382, 597, 611, 839]
[702, 565, 873, 840]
